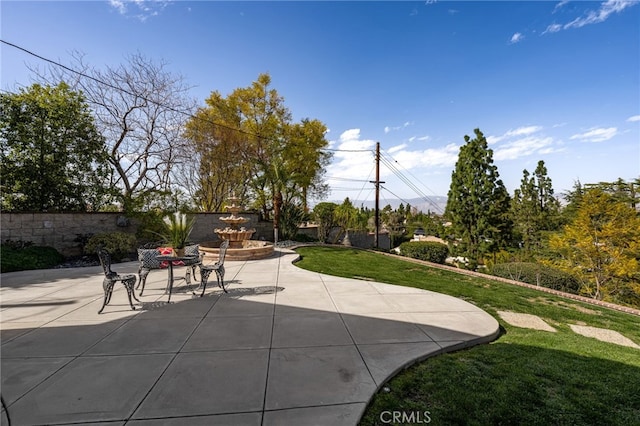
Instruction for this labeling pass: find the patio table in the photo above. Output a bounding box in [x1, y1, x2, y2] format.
[156, 255, 197, 303]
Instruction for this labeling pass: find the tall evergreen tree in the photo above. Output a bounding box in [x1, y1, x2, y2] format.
[445, 128, 511, 268]
[511, 160, 561, 255]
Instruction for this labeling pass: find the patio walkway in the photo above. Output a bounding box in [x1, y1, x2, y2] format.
[1, 248, 499, 425]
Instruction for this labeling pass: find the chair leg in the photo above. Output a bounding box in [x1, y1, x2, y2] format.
[198, 268, 213, 297]
[138, 269, 150, 296]
[191, 265, 199, 282]
[99, 278, 115, 314]
[123, 277, 138, 311]
[216, 265, 227, 293]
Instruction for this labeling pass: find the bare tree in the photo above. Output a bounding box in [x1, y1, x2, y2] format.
[32, 51, 197, 211]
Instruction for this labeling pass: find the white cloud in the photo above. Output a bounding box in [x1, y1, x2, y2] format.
[409, 135, 430, 143]
[388, 144, 408, 154]
[390, 143, 460, 169]
[509, 33, 524, 44]
[109, 0, 171, 21]
[506, 125, 543, 137]
[569, 127, 618, 142]
[488, 126, 543, 145]
[109, 0, 127, 14]
[627, 115, 640, 122]
[326, 129, 377, 181]
[487, 125, 560, 160]
[544, 0, 639, 33]
[553, 0, 570, 13]
[326, 129, 459, 188]
[494, 136, 555, 161]
[543, 23, 563, 34]
[384, 121, 412, 133]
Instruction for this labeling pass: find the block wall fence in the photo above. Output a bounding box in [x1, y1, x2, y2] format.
[1, 212, 274, 257]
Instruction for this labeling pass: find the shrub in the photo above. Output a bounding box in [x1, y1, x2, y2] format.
[492, 262, 581, 294]
[1, 243, 64, 273]
[399, 241, 449, 264]
[134, 210, 167, 243]
[279, 202, 309, 241]
[293, 233, 318, 243]
[85, 232, 137, 262]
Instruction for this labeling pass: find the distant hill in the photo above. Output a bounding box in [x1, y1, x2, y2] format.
[325, 196, 448, 215]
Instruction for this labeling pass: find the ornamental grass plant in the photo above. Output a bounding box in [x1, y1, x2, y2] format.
[160, 212, 195, 251]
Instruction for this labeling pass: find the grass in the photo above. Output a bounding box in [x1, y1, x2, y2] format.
[294, 246, 640, 426]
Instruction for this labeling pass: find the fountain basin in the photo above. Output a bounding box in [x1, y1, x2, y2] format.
[200, 239, 274, 261]
[214, 228, 256, 248]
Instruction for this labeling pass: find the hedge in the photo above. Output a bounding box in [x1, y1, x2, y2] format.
[492, 262, 581, 294]
[1, 244, 64, 273]
[399, 241, 449, 264]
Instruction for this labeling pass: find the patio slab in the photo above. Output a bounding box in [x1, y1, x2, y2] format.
[0, 248, 499, 425]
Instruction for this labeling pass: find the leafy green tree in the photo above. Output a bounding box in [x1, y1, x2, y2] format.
[549, 189, 640, 302]
[186, 73, 331, 229]
[282, 118, 332, 211]
[184, 107, 249, 211]
[0, 83, 113, 211]
[445, 128, 512, 269]
[313, 202, 338, 243]
[511, 160, 561, 256]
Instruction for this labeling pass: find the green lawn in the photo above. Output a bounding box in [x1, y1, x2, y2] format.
[294, 246, 640, 426]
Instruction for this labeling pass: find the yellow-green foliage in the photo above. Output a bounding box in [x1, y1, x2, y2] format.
[549, 189, 640, 305]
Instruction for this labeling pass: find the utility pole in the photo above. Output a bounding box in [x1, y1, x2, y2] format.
[370, 142, 384, 249]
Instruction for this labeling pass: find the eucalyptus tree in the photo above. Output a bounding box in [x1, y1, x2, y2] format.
[0, 83, 113, 211]
[33, 51, 196, 211]
[445, 128, 512, 269]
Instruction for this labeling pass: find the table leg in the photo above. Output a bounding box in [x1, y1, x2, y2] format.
[166, 263, 174, 303]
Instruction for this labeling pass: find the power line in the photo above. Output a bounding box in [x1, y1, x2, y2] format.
[2, 39, 373, 156]
[325, 176, 373, 182]
[380, 185, 414, 208]
[322, 148, 373, 153]
[379, 151, 445, 214]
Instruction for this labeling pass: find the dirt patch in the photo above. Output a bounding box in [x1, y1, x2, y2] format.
[497, 311, 557, 332]
[569, 325, 639, 349]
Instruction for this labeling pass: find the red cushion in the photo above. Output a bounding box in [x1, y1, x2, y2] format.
[158, 247, 185, 267]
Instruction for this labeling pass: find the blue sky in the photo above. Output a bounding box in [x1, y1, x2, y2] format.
[2, 1, 639, 209]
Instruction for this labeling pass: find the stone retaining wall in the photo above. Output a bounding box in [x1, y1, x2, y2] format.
[1, 213, 273, 257]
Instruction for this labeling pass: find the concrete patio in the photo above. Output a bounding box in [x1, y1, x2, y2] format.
[1, 248, 500, 425]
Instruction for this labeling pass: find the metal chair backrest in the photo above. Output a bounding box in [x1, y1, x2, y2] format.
[97, 249, 116, 278]
[218, 239, 229, 265]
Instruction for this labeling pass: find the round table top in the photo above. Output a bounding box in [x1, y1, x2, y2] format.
[155, 255, 197, 261]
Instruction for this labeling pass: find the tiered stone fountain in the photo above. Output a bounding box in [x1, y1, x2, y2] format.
[200, 194, 274, 261]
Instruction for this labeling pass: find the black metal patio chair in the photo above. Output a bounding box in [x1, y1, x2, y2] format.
[97, 248, 139, 314]
[197, 239, 229, 296]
